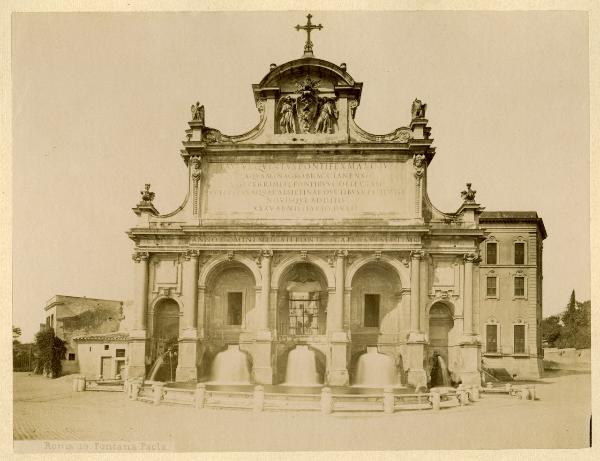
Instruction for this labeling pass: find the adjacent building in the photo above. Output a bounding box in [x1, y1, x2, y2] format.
[43, 295, 124, 374]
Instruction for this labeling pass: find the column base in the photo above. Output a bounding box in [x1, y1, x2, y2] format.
[327, 333, 349, 386]
[176, 338, 199, 382]
[326, 369, 349, 387]
[175, 366, 198, 382]
[248, 337, 274, 385]
[407, 369, 427, 389]
[405, 341, 427, 389]
[459, 343, 481, 386]
[127, 335, 148, 380]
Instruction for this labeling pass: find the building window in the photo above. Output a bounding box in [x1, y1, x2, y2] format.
[514, 276, 525, 297]
[104, 344, 109, 350]
[364, 294, 380, 327]
[486, 276, 497, 297]
[227, 292, 243, 326]
[116, 349, 126, 358]
[514, 324, 526, 353]
[486, 242, 497, 265]
[486, 324, 498, 353]
[514, 242, 525, 264]
[68, 353, 76, 361]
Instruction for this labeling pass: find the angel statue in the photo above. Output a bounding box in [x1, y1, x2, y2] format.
[411, 98, 427, 120]
[315, 97, 338, 134]
[279, 96, 296, 134]
[191, 102, 205, 124]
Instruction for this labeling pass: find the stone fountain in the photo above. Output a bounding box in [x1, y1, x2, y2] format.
[209, 344, 252, 384]
[282, 345, 322, 386]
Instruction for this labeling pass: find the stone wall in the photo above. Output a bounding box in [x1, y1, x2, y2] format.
[543, 348, 591, 370]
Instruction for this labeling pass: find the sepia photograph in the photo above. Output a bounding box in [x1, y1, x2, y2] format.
[5, 5, 595, 456]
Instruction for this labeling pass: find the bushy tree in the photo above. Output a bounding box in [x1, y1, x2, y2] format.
[33, 328, 66, 378]
[542, 290, 591, 349]
[541, 315, 562, 347]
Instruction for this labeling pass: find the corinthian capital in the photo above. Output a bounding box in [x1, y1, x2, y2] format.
[183, 249, 200, 260]
[410, 249, 425, 260]
[463, 252, 480, 264]
[132, 251, 150, 262]
[335, 249, 348, 259]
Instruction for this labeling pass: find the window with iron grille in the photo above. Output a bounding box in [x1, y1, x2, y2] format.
[514, 242, 525, 264]
[364, 294, 380, 327]
[486, 324, 498, 353]
[227, 292, 243, 326]
[514, 276, 525, 297]
[116, 348, 125, 358]
[514, 324, 526, 353]
[487, 242, 497, 264]
[486, 276, 497, 297]
[68, 353, 76, 361]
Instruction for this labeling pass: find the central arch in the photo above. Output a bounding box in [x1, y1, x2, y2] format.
[276, 262, 329, 337]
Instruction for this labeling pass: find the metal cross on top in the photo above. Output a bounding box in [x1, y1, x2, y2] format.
[295, 13, 323, 57]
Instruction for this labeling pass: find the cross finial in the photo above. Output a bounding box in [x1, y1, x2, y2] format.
[295, 13, 323, 57]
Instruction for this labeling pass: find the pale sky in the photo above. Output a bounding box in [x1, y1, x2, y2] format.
[12, 11, 590, 342]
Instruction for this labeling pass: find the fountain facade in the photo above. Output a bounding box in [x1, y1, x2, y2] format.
[209, 345, 252, 384]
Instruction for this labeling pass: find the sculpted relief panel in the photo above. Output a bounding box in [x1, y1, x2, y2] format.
[276, 76, 339, 134]
[203, 161, 413, 220]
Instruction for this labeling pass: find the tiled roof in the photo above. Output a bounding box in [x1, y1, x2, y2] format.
[72, 332, 130, 342]
[480, 211, 547, 239]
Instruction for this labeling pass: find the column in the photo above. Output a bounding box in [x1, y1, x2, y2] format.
[333, 250, 347, 332]
[128, 251, 149, 379]
[177, 250, 200, 381]
[406, 250, 426, 389]
[327, 250, 349, 386]
[463, 253, 475, 336]
[459, 252, 481, 386]
[409, 250, 423, 334]
[252, 249, 274, 384]
[181, 250, 199, 334]
[258, 249, 273, 331]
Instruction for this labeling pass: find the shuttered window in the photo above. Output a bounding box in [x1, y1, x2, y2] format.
[486, 276, 497, 297]
[514, 324, 526, 353]
[515, 242, 525, 264]
[487, 242, 497, 264]
[486, 325, 498, 353]
[514, 276, 525, 297]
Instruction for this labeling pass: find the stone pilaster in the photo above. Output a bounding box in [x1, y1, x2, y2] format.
[253, 249, 274, 384]
[406, 249, 426, 388]
[459, 252, 481, 385]
[327, 250, 349, 386]
[128, 251, 149, 379]
[176, 250, 200, 381]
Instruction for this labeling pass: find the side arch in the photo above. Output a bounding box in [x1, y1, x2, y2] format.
[345, 254, 408, 290]
[198, 253, 262, 288]
[271, 254, 335, 290]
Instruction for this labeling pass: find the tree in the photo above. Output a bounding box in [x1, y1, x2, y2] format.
[541, 315, 562, 347]
[33, 327, 66, 378]
[543, 290, 591, 349]
[12, 326, 22, 344]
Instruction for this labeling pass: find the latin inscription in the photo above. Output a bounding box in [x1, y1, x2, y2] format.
[204, 162, 409, 218]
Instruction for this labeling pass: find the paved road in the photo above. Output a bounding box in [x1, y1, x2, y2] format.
[13, 369, 591, 452]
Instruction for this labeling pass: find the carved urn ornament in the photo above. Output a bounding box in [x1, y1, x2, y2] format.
[461, 183, 477, 203]
[139, 184, 155, 205]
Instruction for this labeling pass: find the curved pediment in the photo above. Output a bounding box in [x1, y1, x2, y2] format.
[256, 57, 360, 92]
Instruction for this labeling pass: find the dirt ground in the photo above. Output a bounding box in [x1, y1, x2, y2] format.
[13, 369, 591, 452]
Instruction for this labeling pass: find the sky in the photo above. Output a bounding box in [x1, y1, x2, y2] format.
[11, 11, 590, 342]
